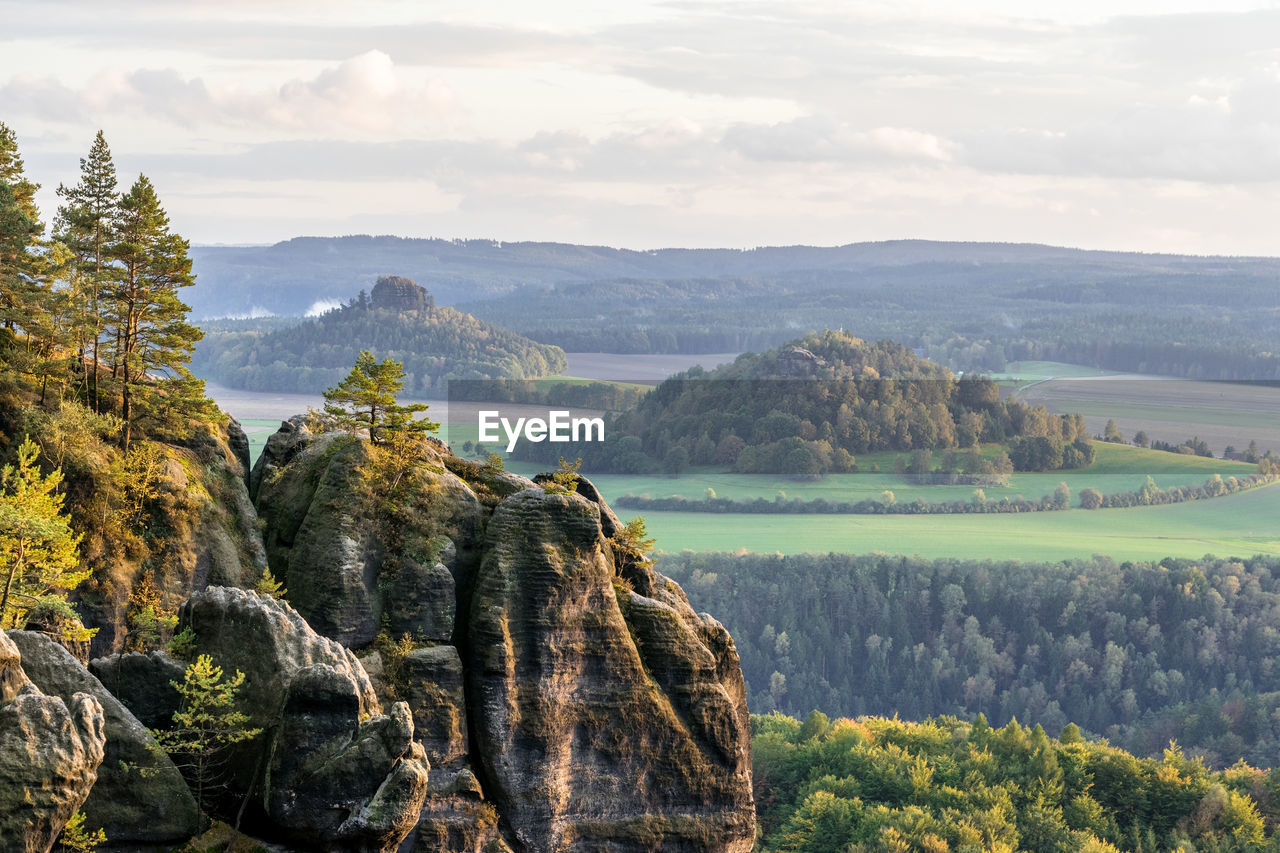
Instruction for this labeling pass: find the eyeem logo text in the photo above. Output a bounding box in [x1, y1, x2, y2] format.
[478, 410, 605, 452]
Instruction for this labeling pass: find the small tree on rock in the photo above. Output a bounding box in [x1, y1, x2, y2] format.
[323, 350, 438, 444]
[151, 654, 260, 814]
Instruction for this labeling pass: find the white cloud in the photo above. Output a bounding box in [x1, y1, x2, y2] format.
[0, 51, 457, 137]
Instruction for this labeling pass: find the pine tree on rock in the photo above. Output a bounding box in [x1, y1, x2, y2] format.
[323, 349, 439, 444]
[55, 131, 119, 410]
[105, 174, 207, 448]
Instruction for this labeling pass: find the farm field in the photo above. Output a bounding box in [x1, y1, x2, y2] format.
[623, 481, 1280, 562]
[1018, 374, 1280, 457]
[993, 360, 1127, 381]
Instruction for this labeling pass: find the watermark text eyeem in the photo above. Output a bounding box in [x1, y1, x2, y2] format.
[478, 410, 605, 452]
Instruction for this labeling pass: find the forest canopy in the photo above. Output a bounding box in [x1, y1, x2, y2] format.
[662, 551, 1280, 769]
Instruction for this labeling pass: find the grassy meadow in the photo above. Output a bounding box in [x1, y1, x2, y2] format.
[215, 358, 1279, 565]
[504, 442, 1258, 506]
[624, 481, 1280, 562]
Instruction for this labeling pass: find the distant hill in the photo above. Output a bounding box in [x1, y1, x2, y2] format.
[188, 236, 1280, 380]
[184, 234, 1264, 319]
[192, 275, 566, 395]
[511, 330, 1090, 476]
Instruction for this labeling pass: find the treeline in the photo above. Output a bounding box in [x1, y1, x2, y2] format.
[660, 552, 1280, 768]
[0, 124, 214, 447]
[512, 331, 1090, 476]
[753, 712, 1280, 852]
[1094, 469, 1278, 509]
[191, 297, 566, 395]
[618, 469, 1279, 515]
[617, 489, 1072, 515]
[447, 378, 646, 411]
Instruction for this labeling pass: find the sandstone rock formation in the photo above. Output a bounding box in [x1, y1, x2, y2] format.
[253, 430, 482, 648]
[89, 649, 185, 729]
[249, 417, 756, 852]
[83, 421, 265, 657]
[175, 587, 429, 852]
[470, 487, 755, 851]
[370, 274, 433, 312]
[9, 631, 200, 847]
[0, 631, 106, 853]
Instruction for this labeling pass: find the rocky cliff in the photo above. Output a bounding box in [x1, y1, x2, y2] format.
[5, 417, 753, 852]
[249, 419, 755, 852]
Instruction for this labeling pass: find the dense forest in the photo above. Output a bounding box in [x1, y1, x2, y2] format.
[662, 551, 1280, 769]
[752, 711, 1280, 852]
[511, 331, 1090, 476]
[190, 279, 566, 395]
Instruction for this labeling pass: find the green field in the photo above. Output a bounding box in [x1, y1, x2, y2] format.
[505, 442, 1257, 506]
[623, 481, 1280, 562]
[240, 418, 281, 466]
[498, 441, 1275, 561]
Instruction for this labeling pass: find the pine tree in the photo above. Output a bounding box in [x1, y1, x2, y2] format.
[0, 122, 60, 387]
[323, 349, 438, 443]
[105, 174, 206, 448]
[0, 437, 91, 642]
[151, 654, 261, 814]
[55, 131, 119, 410]
[56, 811, 106, 852]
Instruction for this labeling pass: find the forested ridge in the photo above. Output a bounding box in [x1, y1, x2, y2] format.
[191, 288, 566, 395]
[186, 238, 1280, 382]
[752, 711, 1280, 852]
[512, 330, 1092, 476]
[459, 265, 1280, 381]
[662, 552, 1280, 769]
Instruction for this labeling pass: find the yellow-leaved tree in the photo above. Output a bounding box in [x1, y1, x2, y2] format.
[0, 436, 92, 641]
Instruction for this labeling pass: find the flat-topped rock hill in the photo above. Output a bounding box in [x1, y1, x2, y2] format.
[370, 274, 435, 312]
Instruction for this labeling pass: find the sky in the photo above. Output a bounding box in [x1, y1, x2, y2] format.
[4, 0, 1280, 254]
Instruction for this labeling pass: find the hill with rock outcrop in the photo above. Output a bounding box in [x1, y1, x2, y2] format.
[192, 274, 568, 395]
[2, 414, 755, 852]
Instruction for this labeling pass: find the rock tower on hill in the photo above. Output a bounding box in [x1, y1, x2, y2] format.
[371, 274, 434, 312]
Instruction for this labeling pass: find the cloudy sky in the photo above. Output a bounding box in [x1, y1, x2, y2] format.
[5, 0, 1280, 254]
